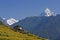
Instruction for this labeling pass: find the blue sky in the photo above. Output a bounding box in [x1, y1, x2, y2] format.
[0, 0, 60, 20]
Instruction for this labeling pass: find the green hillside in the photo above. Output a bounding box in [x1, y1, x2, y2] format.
[0, 24, 48, 40]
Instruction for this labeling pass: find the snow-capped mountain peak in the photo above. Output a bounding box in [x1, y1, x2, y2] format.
[40, 8, 56, 16]
[7, 18, 19, 25]
[45, 8, 55, 16]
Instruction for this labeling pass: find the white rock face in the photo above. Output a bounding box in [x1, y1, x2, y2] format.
[45, 8, 56, 16]
[7, 18, 19, 25]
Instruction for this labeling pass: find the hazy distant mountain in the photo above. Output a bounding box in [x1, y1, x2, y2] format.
[18, 8, 60, 40]
[0, 17, 2, 21]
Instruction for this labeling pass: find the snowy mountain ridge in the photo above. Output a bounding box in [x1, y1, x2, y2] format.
[0, 17, 19, 25]
[6, 18, 19, 25]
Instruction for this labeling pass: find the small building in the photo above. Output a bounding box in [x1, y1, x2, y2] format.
[13, 25, 23, 32]
[13, 25, 28, 34]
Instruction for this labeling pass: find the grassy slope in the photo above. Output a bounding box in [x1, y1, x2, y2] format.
[0, 25, 48, 40]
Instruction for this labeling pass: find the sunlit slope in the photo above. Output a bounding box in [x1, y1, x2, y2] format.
[0, 25, 48, 40]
